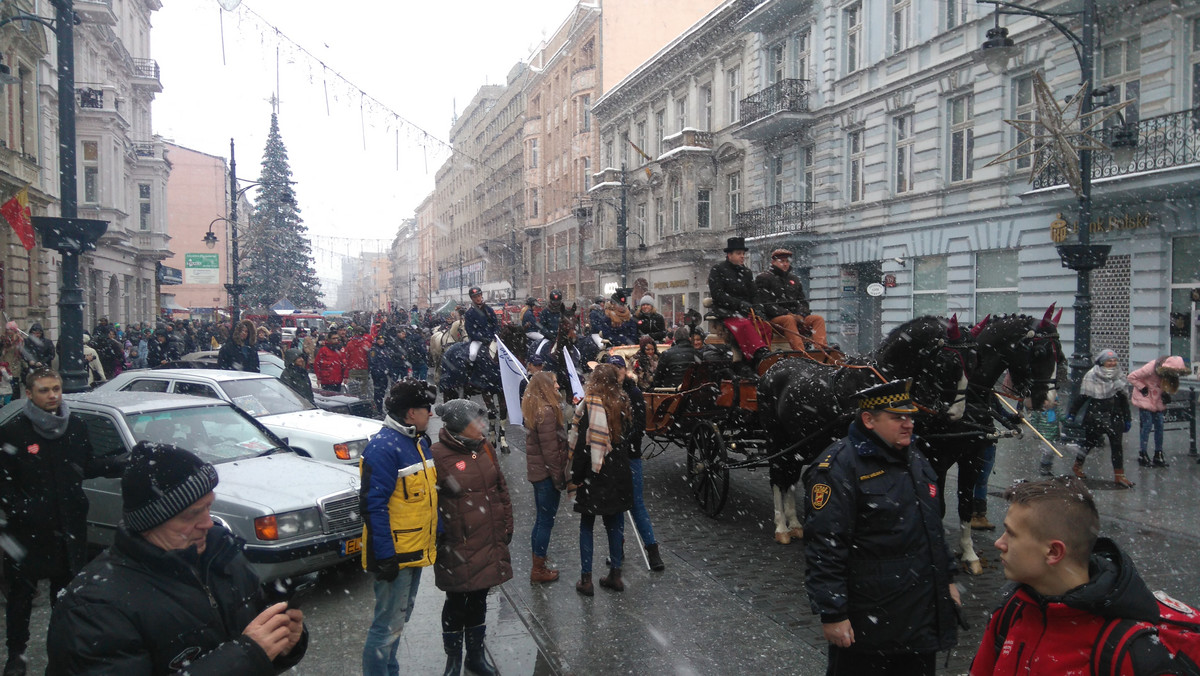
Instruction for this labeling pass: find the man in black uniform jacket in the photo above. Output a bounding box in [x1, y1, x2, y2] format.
[804, 378, 960, 675]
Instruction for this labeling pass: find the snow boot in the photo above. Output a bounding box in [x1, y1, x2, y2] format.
[599, 567, 625, 592]
[1137, 451, 1151, 467]
[1152, 452, 1169, 468]
[1113, 470, 1134, 488]
[646, 543, 665, 572]
[463, 625, 497, 676]
[969, 499, 995, 530]
[530, 555, 559, 583]
[442, 631, 463, 676]
[1072, 458, 1088, 479]
[575, 572, 594, 597]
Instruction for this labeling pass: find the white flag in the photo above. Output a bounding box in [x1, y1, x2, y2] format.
[563, 346, 585, 401]
[495, 334, 527, 425]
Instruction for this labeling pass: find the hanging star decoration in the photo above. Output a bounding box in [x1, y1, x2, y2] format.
[986, 70, 1131, 195]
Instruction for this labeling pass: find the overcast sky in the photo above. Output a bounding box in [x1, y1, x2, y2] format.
[152, 0, 576, 292]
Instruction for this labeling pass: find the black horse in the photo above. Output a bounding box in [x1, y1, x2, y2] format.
[920, 306, 1065, 573]
[756, 315, 973, 543]
[439, 323, 528, 452]
[532, 314, 583, 398]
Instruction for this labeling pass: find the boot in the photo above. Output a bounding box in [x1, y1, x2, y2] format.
[1152, 452, 1169, 468]
[442, 631, 464, 676]
[575, 572, 594, 597]
[530, 555, 559, 583]
[2, 654, 25, 676]
[463, 625, 497, 676]
[646, 543, 665, 572]
[1072, 458, 1087, 479]
[1114, 470, 1135, 488]
[599, 566, 625, 592]
[1137, 451, 1151, 467]
[1038, 462, 1054, 477]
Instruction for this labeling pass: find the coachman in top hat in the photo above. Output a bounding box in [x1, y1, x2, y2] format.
[706, 237, 773, 368]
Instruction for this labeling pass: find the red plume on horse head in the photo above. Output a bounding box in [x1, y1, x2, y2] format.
[1052, 307, 1062, 327]
[1037, 303, 1057, 329]
[970, 315, 991, 338]
[947, 313, 962, 341]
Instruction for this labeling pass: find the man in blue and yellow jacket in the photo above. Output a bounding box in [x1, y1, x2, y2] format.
[359, 379, 439, 676]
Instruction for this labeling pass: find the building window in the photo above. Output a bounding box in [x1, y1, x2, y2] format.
[636, 121, 647, 158]
[1013, 74, 1036, 170]
[891, 0, 910, 53]
[726, 66, 741, 124]
[697, 189, 711, 229]
[1170, 235, 1200, 360]
[803, 145, 815, 201]
[529, 188, 539, 219]
[16, 66, 36, 157]
[636, 202, 648, 243]
[529, 138, 539, 169]
[1192, 19, 1200, 111]
[1101, 36, 1141, 122]
[913, 255, 948, 317]
[675, 96, 688, 132]
[582, 157, 591, 192]
[768, 43, 786, 85]
[795, 29, 811, 80]
[82, 140, 100, 203]
[655, 197, 665, 239]
[727, 171, 741, 227]
[620, 132, 630, 166]
[844, 2, 862, 74]
[700, 84, 714, 131]
[671, 178, 682, 233]
[894, 114, 913, 193]
[138, 183, 152, 231]
[654, 110, 666, 156]
[580, 94, 591, 132]
[948, 94, 974, 183]
[848, 129, 865, 203]
[771, 155, 785, 205]
[976, 249, 1020, 316]
[946, 0, 967, 29]
[603, 140, 613, 167]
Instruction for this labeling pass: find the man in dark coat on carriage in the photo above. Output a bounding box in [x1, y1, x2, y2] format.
[804, 379, 960, 676]
[755, 248, 827, 354]
[653, 327, 700, 389]
[635, 296, 667, 343]
[586, 296, 608, 350]
[707, 237, 772, 368]
[464, 286, 498, 365]
[600, 289, 639, 347]
[520, 297, 545, 342]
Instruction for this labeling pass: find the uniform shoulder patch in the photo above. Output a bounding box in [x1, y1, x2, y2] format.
[816, 452, 834, 469]
[859, 470, 884, 481]
[811, 483, 832, 510]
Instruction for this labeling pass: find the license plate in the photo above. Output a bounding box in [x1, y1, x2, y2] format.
[340, 537, 362, 557]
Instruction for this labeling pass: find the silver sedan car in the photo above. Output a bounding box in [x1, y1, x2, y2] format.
[0, 392, 364, 581]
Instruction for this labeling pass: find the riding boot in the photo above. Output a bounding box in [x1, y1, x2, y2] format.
[442, 631, 464, 676]
[1137, 451, 1151, 467]
[1113, 470, 1135, 488]
[1072, 458, 1087, 479]
[530, 555, 559, 583]
[646, 543, 665, 572]
[599, 567, 624, 592]
[1152, 452, 1169, 468]
[463, 625, 497, 676]
[575, 572, 594, 597]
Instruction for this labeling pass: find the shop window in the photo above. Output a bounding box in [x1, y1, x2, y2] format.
[975, 250, 1019, 317]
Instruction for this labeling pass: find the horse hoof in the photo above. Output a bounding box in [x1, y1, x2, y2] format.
[774, 532, 791, 545]
[961, 559, 984, 576]
[788, 527, 804, 540]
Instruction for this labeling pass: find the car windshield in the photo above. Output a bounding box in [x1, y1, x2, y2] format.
[220, 377, 314, 416]
[125, 404, 285, 463]
[258, 357, 284, 378]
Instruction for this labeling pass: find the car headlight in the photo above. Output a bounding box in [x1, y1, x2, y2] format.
[334, 439, 368, 461]
[254, 508, 323, 541]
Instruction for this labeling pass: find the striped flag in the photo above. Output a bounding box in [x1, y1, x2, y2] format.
[495, 334, 528, 425]
[1, 189, 35, 251]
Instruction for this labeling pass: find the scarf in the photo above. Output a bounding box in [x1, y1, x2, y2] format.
[24, 397, 71, 440]
[572, 393, 611, 472]
[1080, 364, 1124, 400]
[383, 414, 420, 439]
[605, 304, 632, 326]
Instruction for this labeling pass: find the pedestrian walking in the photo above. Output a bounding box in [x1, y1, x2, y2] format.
[360, 379, 439, 676]
[46, 442, 307, 675]
[1127, 355, 1188, 468]
[17, 323, 54, 372]
[280, 347, 315, 403]
[804, 379, 960, 675]
[0, 369, 127, 675]
[431, 399, 513, 676]
[314, 332, 347, 392]
[216, 319, 259, 373]
[568, 363, 634, 595]
[80, 334, 106, 387]
[521, 371, 569, 584]
[1068, 349, 1134, 487]
[970, 476, 1185, 674]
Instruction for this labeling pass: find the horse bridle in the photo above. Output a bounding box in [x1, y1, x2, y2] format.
[999, 331, 1060, 401]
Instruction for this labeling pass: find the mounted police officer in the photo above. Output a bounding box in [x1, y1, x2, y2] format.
[520, 297, 544, 342]
[464, 287, 498, 365]
[539, 290, 568, 340]
[804, 378, 960, 675]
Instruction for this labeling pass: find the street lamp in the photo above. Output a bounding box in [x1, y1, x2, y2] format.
[577, 163, 639, 289]
[975, 0, 1129, 443]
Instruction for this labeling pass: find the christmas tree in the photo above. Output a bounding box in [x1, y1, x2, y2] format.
[241, 113, 324, 309]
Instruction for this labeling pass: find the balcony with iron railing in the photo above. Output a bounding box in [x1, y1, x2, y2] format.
[661, 128, 714, 157]
[735, 200, 816, 240]
[131, 58, 162, 92]
[74, 0, 117, 25]
[734, 79, 812, 142]
[1033, 107, 1200, 190]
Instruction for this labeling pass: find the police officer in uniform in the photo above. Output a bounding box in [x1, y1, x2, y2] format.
[804, 379, 960, 676]
[520, 297, 544, 342]
[464, 287, 498, 364]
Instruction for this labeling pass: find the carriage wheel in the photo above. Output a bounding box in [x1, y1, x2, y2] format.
[688, 422, 730, 518]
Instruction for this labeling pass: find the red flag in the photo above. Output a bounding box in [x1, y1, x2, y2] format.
[1, 189, 35, 251]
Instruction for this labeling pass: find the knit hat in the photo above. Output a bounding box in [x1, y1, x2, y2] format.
[638, 295, 655, 307]
[1094, 349, 1119, 366]
[385, 378, 438, 419]
[434, 399, 488, 434]
[122, 442, 219, 533]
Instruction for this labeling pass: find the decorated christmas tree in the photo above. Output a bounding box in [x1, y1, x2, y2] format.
[241, 113, 324, 309]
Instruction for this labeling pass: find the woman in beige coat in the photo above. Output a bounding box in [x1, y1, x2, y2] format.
[521, 372, 569, 584]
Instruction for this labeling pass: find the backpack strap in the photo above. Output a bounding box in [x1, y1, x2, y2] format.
[992, 593, 1024, 658]
[1093, 618, 1156, 676]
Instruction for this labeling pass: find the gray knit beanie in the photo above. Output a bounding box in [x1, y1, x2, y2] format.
[434, 399, 488, 434]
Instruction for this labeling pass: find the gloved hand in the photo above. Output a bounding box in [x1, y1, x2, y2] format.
[374, 556, 400, 583]
[1124, 421, 1132, 433]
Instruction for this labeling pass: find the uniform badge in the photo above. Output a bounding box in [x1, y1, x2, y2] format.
[929, 483, 937, 498]
[1155, 590, 1197, 616]
[27, 444, 39, 455]
[811, 483, 832, 510]
[455, 460, 467, 472]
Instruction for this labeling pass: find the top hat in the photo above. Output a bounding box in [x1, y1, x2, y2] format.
[723, 237, 748, 253]
[854, 378, 919, 414]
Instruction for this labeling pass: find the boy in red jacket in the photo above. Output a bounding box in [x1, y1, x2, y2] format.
[314, 334, 347, 392]
[971, 476, 1183, 675]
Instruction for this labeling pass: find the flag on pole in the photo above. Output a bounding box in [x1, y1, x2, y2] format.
[1, 189, 35, 251]
[495, 334, 528, 425]
[627, 140, 655, 179]
[564, 346, 585, 401]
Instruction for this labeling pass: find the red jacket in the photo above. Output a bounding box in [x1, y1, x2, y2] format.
[343, 334, 373, 371]
[313, 345, 346, 385]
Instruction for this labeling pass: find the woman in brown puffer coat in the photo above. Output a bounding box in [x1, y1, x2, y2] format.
[432, 399, 513, 676]
[521, 372, 569, 584]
